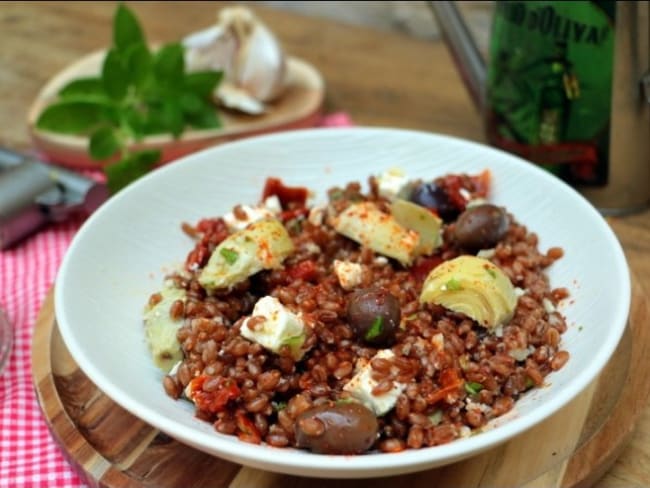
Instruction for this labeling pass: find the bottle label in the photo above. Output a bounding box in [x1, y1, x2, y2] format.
[486, 1, 615, 185]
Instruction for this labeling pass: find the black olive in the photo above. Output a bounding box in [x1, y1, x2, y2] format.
[295, 402, 378, 454]
[409, 181, 459, 222]
[454, 204, 509, 252]
[347, 288, 400, 346]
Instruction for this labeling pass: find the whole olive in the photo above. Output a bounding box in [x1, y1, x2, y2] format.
[295, 401, 378, 454]
[409, 181, 459, 222]
[454, 204, 508, 252]
[347, 288, 400, 346]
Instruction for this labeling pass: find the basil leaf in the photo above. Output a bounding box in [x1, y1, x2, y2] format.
[161, 99, 184, 137]
[89, 127, 120, 160]
[187, 104, 220, 130]
[464, 382, 483, 395]
[36, 100, 113, 134]
[184, 71, 222, 98]
[105, 149, 160, 193]
[179, 92, 204, 115]
[102, 48, 129, 101]
[58, 77, 106, 100]
[114, 4, 144, 53]
[125, 42, 153, 91]
[365, 316, 384, 340]
[154, 43, 185, 90]
[219, 247, 239, 265]
[445, 278, 463, 291]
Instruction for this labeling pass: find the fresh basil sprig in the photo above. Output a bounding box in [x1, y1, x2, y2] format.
[36, 4, 223, 193]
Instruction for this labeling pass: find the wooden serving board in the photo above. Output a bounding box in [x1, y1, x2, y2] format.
[27, 50, 324, 170]
[32, 277, 649, 488]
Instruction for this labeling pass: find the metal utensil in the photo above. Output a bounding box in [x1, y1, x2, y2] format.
[0, 148, 109, 249]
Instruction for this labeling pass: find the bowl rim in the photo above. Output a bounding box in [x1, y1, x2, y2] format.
[55, 126, 631, 476]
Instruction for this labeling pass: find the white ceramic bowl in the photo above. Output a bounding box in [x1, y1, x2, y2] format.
[55, 128, 630, 478]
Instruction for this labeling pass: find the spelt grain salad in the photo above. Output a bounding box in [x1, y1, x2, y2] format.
[144, 168, 570, 455]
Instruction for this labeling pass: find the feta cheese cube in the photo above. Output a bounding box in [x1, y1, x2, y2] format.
[240, 296, 307, 360]
[343, 349, 405, 416]
[262, 195, 282, 214]
[223, 197, 281, 232]
[308, 204, 326, 226]
[377, 168, 408, 200]
[333, 260, 364, 290]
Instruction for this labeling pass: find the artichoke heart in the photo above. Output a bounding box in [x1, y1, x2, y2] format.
[390, 199, 442, 255]
[420, 255, 517, 330]
[332, 201, 419, 266]
[199, 218, 294, 291]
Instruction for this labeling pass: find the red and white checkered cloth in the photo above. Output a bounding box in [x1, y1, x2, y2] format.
[0, 114, 353, 488]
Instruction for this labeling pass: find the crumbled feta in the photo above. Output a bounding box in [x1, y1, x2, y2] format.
[223, 197, 281, 232]
[343, 350, 405, 416]
[240, 296, 307, 360]
[373, 256, 389, 266]
[542, 298, 556, 314]
[476, 248, 496, 259]
[308, 205, 326, 226]
[262, 195, 282, 214]
[514, 287, 527, 298]
[333, 260, 364, 290]
[377, 168, 408, 200]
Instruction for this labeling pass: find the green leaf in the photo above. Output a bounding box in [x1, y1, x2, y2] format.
[184, 70, 222, 98]
[154, 43, 185, 90]
[104, 149, 160, 193]
[89, 127, 120, 160]
[219, 247, 239, 265]
[161, 99, 184, 137]
[58, 77, 106, 100]
[179, 92, 204, 115]
[114, 4, 145, 53]
[428, 409, 443, 426]
[281, 334, 305, 349]
[36, 100, 113, 134]
[187, 104, 220, 130]
[464, 382, 483, 395]
[102, 48, 129, 100]
[365, 316, 384, 340]
[125, 42, 153, 90]
[445, 278, 463, 291]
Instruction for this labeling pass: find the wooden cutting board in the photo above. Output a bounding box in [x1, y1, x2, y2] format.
[31, 276, 649, 488]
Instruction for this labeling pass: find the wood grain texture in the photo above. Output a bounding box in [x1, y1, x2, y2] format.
[2, 2, 649, 485]
[30, 277, 649, 488]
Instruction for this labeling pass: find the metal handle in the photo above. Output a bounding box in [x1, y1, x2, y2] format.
[428, 1, 487, 111]
[0, 148, 109, 249]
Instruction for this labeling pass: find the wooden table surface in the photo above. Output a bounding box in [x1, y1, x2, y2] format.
[1, 2, 648, 486]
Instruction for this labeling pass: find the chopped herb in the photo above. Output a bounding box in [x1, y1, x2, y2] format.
[365, 316, 384, 340]
[486, 268, 497, 279]
[578, 325, 584, 331]
[219, 247, 239, 265]
[335, 398, 356, 406]
[525, 377, 535, 389]
[446, 278, 463, 291]
[282, 334, 304, 348]
[428, 409, 443, 426]
[272, 401, 287, 411]
[329, 189, 344, 201]
[464, 381, 483, 395]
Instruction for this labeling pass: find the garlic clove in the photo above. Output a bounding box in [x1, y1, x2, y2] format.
[217, 82, 266, 115]
[182, 6, 287, 115]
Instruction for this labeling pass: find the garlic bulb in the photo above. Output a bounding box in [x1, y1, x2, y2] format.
[183, 6, 287, 114]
